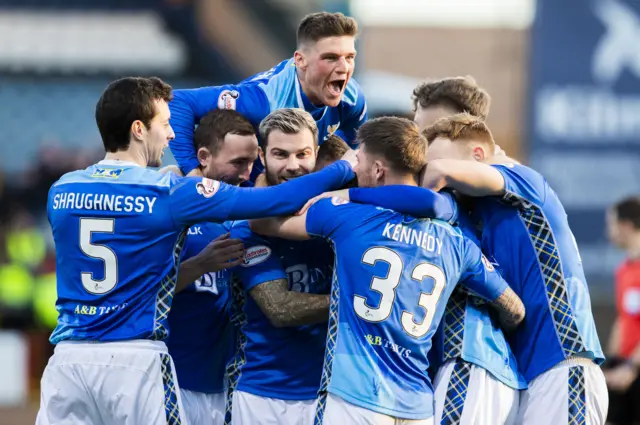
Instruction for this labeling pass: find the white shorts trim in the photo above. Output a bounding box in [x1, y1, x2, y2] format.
[434, 359, 520, 425]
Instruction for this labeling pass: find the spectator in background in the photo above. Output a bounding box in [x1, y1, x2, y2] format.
[605, 196, 640, 425]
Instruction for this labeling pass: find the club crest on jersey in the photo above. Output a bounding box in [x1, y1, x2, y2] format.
[326, 123, 340, 138]
[241, 245, 271, 267]
[196, 178, 220, 198]
[91, 168, 123, 178]
[218, 90, 239, 110]
[331, 196, 349, 206]
[481, 255, 495, 272]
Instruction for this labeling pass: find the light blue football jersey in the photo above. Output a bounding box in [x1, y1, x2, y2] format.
[47, 159, 355, 344]
[170, 57, 368, 176]
[472, 164, 604, 382]
[305, 198, 510, 420]
[166, 222, 234, 394]
[431, 210, 527, 390]
[229, 221, 333, 400]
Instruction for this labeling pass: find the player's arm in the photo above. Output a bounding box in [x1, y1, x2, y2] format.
[249, 279, 329, 327]
[608, 318, 620, 356]
[422, 159, 506, 196]
[169, 160, 355, 226]
[348, 186, 458, 222]
[252, 197, 354, 241]
[169, 83, 269, 175]
[335, 80, 368, 147]
[423, 160, 547, 205]
[460, 238, 525, 332]
[231, 224, 329, 327]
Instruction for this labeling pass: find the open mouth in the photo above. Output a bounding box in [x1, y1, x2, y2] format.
[327, 79, 346, 96]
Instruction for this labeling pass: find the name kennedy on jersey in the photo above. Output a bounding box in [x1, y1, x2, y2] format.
[51, 192, 157, 213]
[382, 222, 443, 255]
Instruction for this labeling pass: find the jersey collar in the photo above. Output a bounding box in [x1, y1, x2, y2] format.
[97, 159, 141, 168]
[294, 72, 328, 121]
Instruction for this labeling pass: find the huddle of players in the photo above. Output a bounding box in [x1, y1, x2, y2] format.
[36, 10, 609, 425]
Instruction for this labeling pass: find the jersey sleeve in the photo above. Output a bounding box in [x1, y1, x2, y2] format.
[168, 160, 355, 228]
[230, 223, 287, 292]
[493, 164, 547, 206]
[459, 237, 508, 302]
[337, 79, 368, 148]
[348, 186, 458, 223]
[169, 83, 270, 175]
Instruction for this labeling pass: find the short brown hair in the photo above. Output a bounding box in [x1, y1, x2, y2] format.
[194, 109, 256, 155]
[423, 113, 495, 149]
[412, 76, 491, 120]
[357, 116, 426, 175]
[96, 77, 172, 153]
[297, 12, 358, 46]
[259, 108, 318, 149]
[317, 134, 349, 164]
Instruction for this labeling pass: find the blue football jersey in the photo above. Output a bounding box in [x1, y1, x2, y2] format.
[47, 159, 354, 344]
[170, 58, 368, 175]
[306, 199, 510, 420]
[431, 210, 527, 390]
[166, 222, 233, 394]
[472, 164, 604, 382]
[228, 221, 333, 400]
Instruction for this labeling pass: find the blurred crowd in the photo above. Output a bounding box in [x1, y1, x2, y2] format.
[0, 145, 102, 332]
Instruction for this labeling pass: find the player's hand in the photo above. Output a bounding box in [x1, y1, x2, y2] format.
[297, 189, 350, 215]
[605, 363, 638, 391]
[187, 167, 204, 177]
[194, 233, 245, 272]
[254, 173, 268, 188]
[420, 161, 447, 191]
[341, 148, 359, 169]
[159, 165, 183, 176]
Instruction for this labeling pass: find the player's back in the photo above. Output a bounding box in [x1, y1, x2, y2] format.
[48, 160, 184, 344]
[473, 163, 604, 382]
[308, 200, 503, 420]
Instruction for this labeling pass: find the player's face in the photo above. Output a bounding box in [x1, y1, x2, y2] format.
[353, 144, 383, 188]
[414, 105, 456, 131]
[297, 36, 356, 107]
[144, 100, 175, 168]
[201, 134, 259, 186]
[260, 129, 317, 186]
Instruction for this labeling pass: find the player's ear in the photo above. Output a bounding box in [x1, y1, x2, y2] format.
[258, 146, 265, 165]
[130, 120, 145, 142]
[373, 160, 385, 181]
[197, 147, 211, 167]
[472, 145, 486, 162]
[294, 50, 307, 71]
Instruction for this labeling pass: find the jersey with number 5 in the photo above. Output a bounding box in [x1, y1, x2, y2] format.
[47, 159, 355, 344]
[305, 199, 510, 420]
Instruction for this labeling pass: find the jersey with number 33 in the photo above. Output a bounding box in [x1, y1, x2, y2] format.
[305, 198, 510, 420]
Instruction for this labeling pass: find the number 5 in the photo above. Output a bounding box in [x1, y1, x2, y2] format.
[80, 218, 118, 294]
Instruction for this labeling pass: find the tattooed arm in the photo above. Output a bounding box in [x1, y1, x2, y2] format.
[488, 287, 525, 333]
[249, 278, 330, 328]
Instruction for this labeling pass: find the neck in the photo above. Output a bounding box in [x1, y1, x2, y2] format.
[383, 173, 419, 187]
[295, 68, 323, 106]
[104, 148, 146, 168]
[627, 234, 640, 260]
